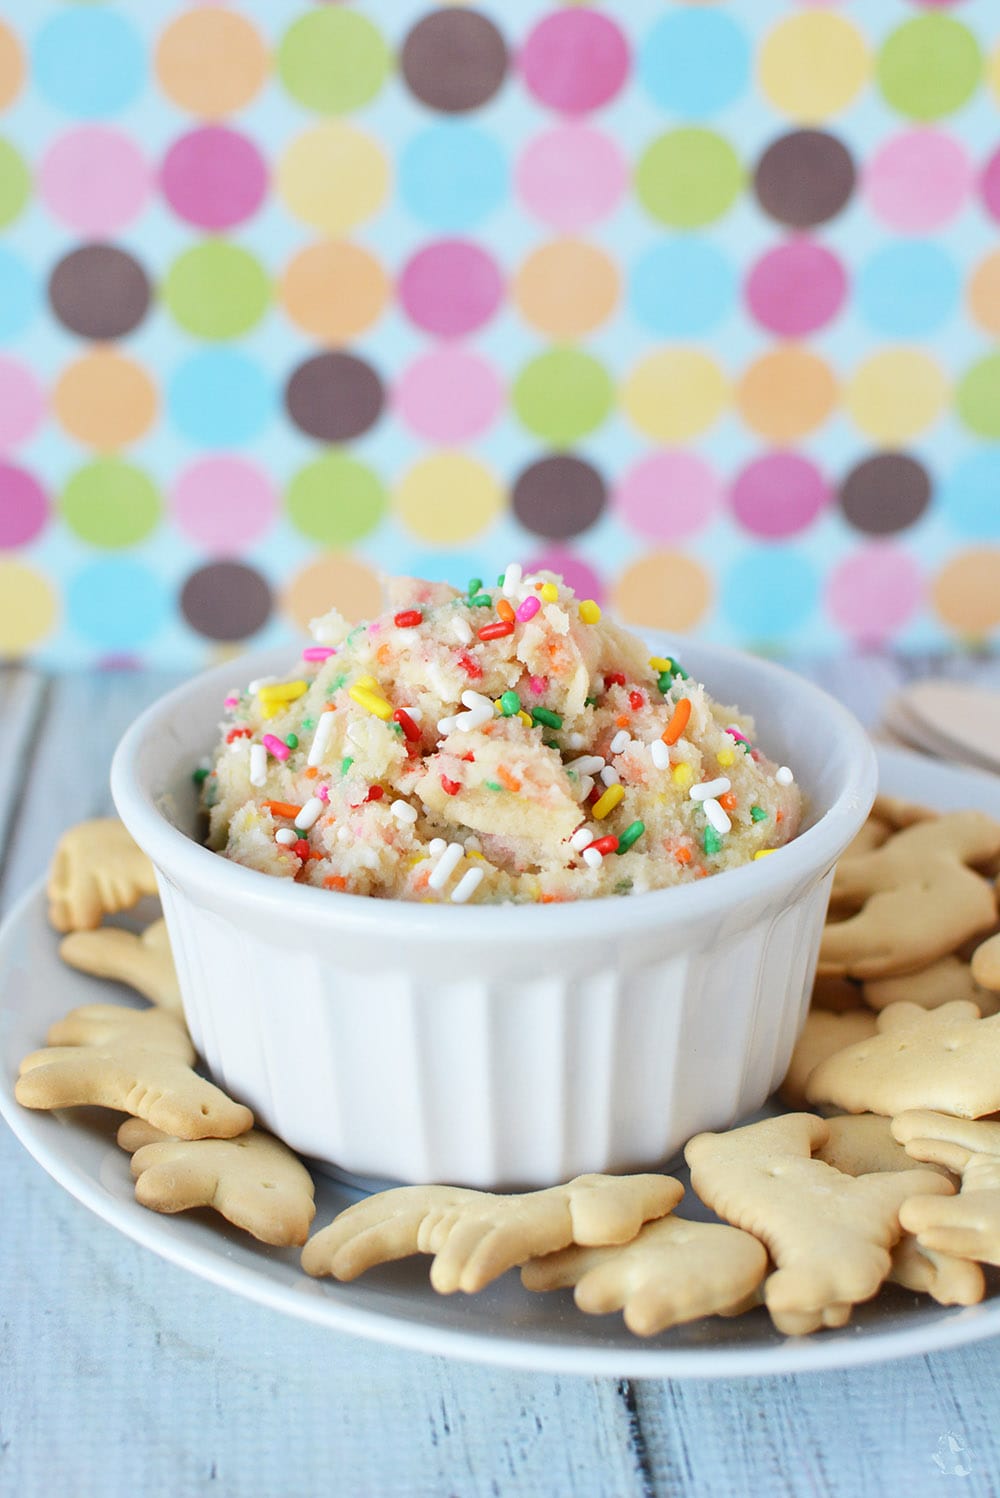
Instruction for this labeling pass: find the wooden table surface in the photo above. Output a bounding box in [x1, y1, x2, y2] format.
[2, 656, 1000, 1498]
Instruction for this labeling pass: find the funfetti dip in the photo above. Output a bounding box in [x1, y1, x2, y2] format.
[199, 568, 803, 904]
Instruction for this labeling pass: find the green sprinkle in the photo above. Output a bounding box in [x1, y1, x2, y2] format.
[467, 577, 483, 597]
[484, 779, 503, 791]
[192, 767, 209, 785]
[301, 718, 315, 730]
[614, 878, 633, 896]
[703, 826, 723, 856]
[341, 756, 354, 775]
[391, 721, 404, 735]
[531, 706, 563, 729]
[584, 695, 597, 707]
[328, 673, 347, 695]
[657, 672, 674, 695]
[750, 805, 768, 822]
[616, 820, 645, 854]
[346, 625, 365, 645]
[500, 690, 521, 716]
[285, 734, 299, 749]
[543, 738, 560, 749]
[469, 593, 493, 607]
[496, 572, 505, 586]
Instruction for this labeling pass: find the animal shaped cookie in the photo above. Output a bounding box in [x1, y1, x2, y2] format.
[48, 818, 158, 932]
[862, 955, 1000, 1017]
[685, 1113, 952, 1335]
[59, 919, 182, 1013]
[302, 1174, 682, 1294]
[971, 932, 1000, 994]
[819, 812, 1000, 980]
[520, 1214, 767, 1335]
[778, 1009, 877, 1109]
[895, 1111, 1000, 1270]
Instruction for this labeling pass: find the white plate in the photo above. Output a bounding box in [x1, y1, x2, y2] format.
[2, 744, 999, 1378]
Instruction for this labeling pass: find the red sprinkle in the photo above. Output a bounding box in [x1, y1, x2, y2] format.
[458, 652, 483, 679]
[226, 726, 252, 743]
[629, 690, 644, 711]
[478, 620, 515, 642]
[458, 751, 476, 763]
[394, 609, 422, 628]
[441, 774, 461, 796]
[292, 839, 311, 861]
[586, 834, 619, 856]
[586, 784, 603, 806]
[604, 672, 626, 688]
[393, 707, 421, 743]
[364, 785, 384, 802]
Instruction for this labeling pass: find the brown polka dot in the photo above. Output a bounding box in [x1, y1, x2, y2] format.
[512, 455, 606, 540]
[181, 562, 272, 642]
[754, 130, 855, 228]
[839, 454, 932, 535]
[49, 245, 151, 340]
[401, 10, 507, 113]
[284, 352, 384, 442]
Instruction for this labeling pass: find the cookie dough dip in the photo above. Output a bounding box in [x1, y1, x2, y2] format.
[199, 569, 803, 904]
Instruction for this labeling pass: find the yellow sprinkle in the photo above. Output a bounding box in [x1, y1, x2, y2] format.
[716, 748, 735, 767]
[260, 701, 282, 720]
[578, 599, 601, 624]
[355, 674, 378, 690]
[349, 684, 393, 720]
[467, 850, 485, 861]
[649, 656, 673, 673]
[592, 783, 625, 820]
[540, 582, 559, 602]
[493, 698, 503, 712]
[406, 853, 426, 868]
[258, 679, 308, 703]
[754, 849, 776, 860]
[517, 710, 532, 727]
[672, 763, 694, 788]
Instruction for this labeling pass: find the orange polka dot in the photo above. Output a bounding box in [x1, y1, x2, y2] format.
[54, 351, 157, 450]
[280, 241, 388, 343]
[281, 553, 382, 631]
[612, 552, 712, 633]
[0, 21, 23, 109]
[514, 240, 619, 338]
[156, 9, 269, 117]
[932, 550, 1000, 639]
[968, 250, 1000, 337]
[738, 347, 838, 441]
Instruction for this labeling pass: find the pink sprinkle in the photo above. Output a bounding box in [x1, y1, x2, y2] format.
[303, 646, 336, 661]
[317, 783, 329, 802]
[528, 675, 548, 696]
[223, 695, 239, 709]
[369, 621, 382, 634]
[516, 595, 541, 623]
[262, 734, 290, 761]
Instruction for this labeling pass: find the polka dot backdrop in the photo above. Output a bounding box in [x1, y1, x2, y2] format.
[1, 0, 999, 666]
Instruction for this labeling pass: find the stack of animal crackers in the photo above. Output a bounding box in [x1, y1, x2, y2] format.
[14, 807, 1000, 1340]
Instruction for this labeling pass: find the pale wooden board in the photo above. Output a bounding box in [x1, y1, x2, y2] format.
[3, 664, 1000, 1497]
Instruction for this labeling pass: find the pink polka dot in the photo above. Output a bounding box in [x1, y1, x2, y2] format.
[731, 454, 830, 539]
[399, 240, 503, 339]
[0, 358, 44, 449]
[516, 124, 627, 230]
[615, 452, 719, 544]
[980, 146, 1000, 224]
[40, 126, 150, 234]
[864, 129, 972, 232]
[520, 11, 630, 115]
[525, 547, 603, 604]
[394, 349, 503, 443]
[161, 126, 267, 231]
[171, 457, 277, 554]
[0, 463, 48, 549]
[827, 544, 923, 643]
[746, 240, 846, 337]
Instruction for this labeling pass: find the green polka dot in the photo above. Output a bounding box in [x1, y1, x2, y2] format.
[287, 454, 386, 544]
[513, 349, 613, 446]
[62, 459, 160, 548]
[163, 243, 271, 340]
[956, 354, 1000, 439]
[278, 10, 389, 114]
[0, 140, 29, 227]
[636, 129, 743, 229]
[877, 16, 981, 121]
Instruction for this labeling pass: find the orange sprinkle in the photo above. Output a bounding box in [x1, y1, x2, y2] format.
[718, 790, 737, 812]
[412, 867, 431, 893]
[376, 642, 392, 665]
[496, 598, 515, 624]
[540, 892, 564, 904]
[304, 767, 318, 779]
[662, 697, 691, 746]
[323, 874, 348, 891]
[496, 764, 521, 793]
[693, 866, 708, 879]
[323, 703, 336, 713]
[776, 809, 784, 823]
[615, 714, 630, 728]
[674, 846, 692, 865]
[262, 800, 302, 819]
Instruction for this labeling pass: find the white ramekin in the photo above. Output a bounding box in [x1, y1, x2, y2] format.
[111, 637, 876, 1190]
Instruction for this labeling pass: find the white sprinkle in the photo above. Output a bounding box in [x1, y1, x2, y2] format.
[690, 776, 731, 802]
[248, 676, 277, 695]
[582, 847, 603, 870]
[296, 796, 325, 831]
[502, 562, 522, 598]
[776, 765, 794, 786]
[565, 754, 605, 775]
[703, 797, 732, 835]
[600, 765, 620, 786]
[307, 710, 337, 768]
[428, 841, 464, 891]
[570, 825, 596, 851]
[573, 775, 595, 802]
[249, 744, 267, 786]
[650, 740, 671, 771]
[275, 828, 297, 846]
[451, 866, 485, 904]
[455, 703, 493, 731]
[461, 689, 493, 712]
[390, 799, 418, 824]
[610, 729, 631, 755]
[437, 714, 460, 736]
[404, 704, 422, 723]
[565, 731, 586, 750]
[428, 838, 447, 857]
[451, 617, 473, 646]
